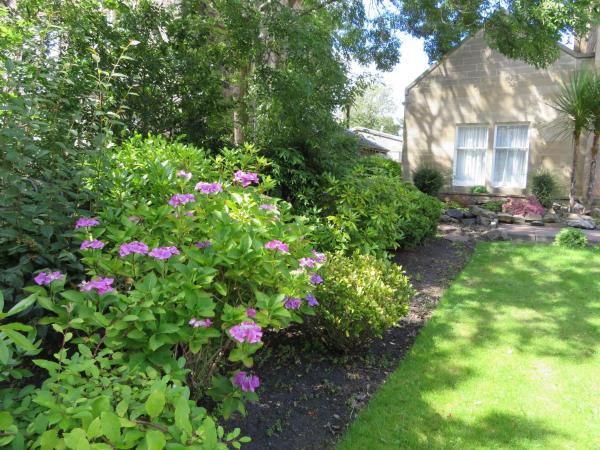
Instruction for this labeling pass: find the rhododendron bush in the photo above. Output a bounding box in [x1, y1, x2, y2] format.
[1, 171, 324, 448]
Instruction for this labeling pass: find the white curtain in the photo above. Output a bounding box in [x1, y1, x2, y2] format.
[454, 127, 487, 185]
[492, 125, 529, 187]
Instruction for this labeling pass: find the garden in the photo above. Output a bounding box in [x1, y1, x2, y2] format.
[2, 1, 600, 449]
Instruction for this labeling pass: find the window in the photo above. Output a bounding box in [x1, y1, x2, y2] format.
[453, 126, 488, 186]
[492, 124, 529, 188]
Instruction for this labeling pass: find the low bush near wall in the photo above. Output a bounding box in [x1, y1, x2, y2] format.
[309, 253, 414, 351]
[413, 165, 445, 196]
[502, 195, 545, 216]
[532, 171, 558, 209]
[554, 228, 588, 248]
[1, 170, 324, 448]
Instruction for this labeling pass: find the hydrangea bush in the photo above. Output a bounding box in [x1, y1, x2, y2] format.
[1, 171, 325, 448]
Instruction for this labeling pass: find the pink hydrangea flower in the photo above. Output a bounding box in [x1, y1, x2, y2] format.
[246, 308, 257, 318]
[79, 277, 115, 295]
[284, 296, 302, 310]
[228, 321, 263, 344]
[233, 371, 260, 392]
[233, 170, 259, 187]
[75, 217, 100, 228]
[177, 170, 192, 181]
[34, 271, 64, 286]
[119, 241, 149, 257]
[306, 294, 318, 307]
[264, 240, 289, 253]
[168, 193, 195, 208]
[195, 182, 223, 194]
[188, 318, 212, 328]
[149, 246, 180, 260]
[128, 216, 142, 223]
[195, 240, 212, 249]
[80, 240, 105, 250]
[309, 273, 323, 285]
[312, 250, 326, 263]
[299, 257, 316, 268]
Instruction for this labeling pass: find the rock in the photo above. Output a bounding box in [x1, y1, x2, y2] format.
[470, 205, 497, 219]
[512, 215, 527, 224]
[461, 218, 476, 226]
[481, 229, 509, 241]
[530, 220, 545, 227]
[477, 216, 492, 227]
[566, 218, 596, 230]
[497, 213, 514, 223]
[542, 213, 560, 223]
[524, 214, 543, 222]
[462, 211, 476, 219]
[440, 214, 459, 224]
[490, 219, 499, 228]
[573, 202, 585, 213]
[592, 208, 600, 217]
[446, 208, 464, 219]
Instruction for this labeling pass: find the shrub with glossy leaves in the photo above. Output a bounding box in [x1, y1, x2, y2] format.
[311, 253, 414, 351]
[413, 165, 445, 196]
[350, 155, 402, 178]
[554, 227, 588, 248]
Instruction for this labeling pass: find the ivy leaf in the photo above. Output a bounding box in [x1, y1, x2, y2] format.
[145, 388, 166, 419]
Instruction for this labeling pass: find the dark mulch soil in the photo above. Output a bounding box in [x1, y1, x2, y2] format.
[227, 237, 475, 450]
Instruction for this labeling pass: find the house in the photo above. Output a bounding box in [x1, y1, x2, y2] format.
[403, 27, 600, 197]
[350, 127, 403, 162]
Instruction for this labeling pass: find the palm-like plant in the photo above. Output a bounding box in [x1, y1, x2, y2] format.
[549, 69, 593, 211]
[585, 72, 600, 209]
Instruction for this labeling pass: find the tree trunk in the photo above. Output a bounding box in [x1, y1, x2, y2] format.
[586, 132, 600, 209]
[232, 65, 249, 146]
[569, 132, 581, 212]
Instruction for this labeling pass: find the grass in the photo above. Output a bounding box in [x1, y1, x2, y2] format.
[337, 243, 600, 450]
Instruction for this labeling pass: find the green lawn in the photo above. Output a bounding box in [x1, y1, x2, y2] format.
[338, 243, 600, 450]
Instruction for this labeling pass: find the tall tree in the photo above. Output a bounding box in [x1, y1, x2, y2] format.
[349, 84, 401, 135]
[585, 73, 600, 208]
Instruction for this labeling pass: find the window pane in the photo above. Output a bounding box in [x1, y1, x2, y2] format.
[457, 127, 488, 149]
[496, 125, 528, 148]
[455, 148, 486, 185]
[492, 148, 527, 187]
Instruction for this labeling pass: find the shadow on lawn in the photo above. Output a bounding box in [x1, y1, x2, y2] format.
[341, 243, 597, 449]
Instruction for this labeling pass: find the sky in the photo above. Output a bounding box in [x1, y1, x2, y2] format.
[353, 32, 431, 122]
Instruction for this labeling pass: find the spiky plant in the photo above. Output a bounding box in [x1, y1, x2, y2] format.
[585, 72, 600, 209]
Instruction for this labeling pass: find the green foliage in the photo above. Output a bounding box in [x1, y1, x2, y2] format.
[349, 84, 401, 135]
[481, 200, 504, 213]
[470, 186, 488, 194]
[532, 172, 558, 209]
[554, 228, 588, 249]
[350, 156, 402, 178]
[315, 173, 442, 256]
[311, 253, 413, 350]
[413, 165, 445, 196]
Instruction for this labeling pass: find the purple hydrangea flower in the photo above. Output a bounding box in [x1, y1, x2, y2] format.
[299, 257, 316, 268]
[312, 250, 326, 263]
[34, 271, 64, 286]
[149, 246, 180, 260]
[80, 240, 105, 250]
[188, 317, 212, 328]
[75, 217, 100, 228]
[284, 296, 302, 310]
[264, 240, 289, 253]
[79, 277, 115, 295]
[233, 371, 260, 392]
[119, 241, 149, 257]
[228, 321, 263, 344]
[195, 182, 223, 194]
[177, 170, 192, 181]
[233, 170, 259, 188]
[168, 193, 196, 208]
[259, 204, 278, 212]
[246, 308, 257, 318]
[309, 273, 323, 285]
[195, 240, 212, 249]
[306, 293, 318, 307]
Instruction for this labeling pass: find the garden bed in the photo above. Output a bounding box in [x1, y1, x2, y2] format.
[227, 237, 475, 449]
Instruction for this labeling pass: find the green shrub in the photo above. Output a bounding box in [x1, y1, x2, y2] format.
[315, 174, 442, 256]
[413, 165, 445, 196]
[311, 253, 414, 351]
[532, 171, 558, 208]
[351, 155, 402, 178]
[554, 228, 588, 248]
[470, 185, 488, 194]
[482, 200, 504, 213]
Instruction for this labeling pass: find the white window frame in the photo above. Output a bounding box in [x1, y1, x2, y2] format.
[452, 125, 489, 187]
[491, 123, 530, 189]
